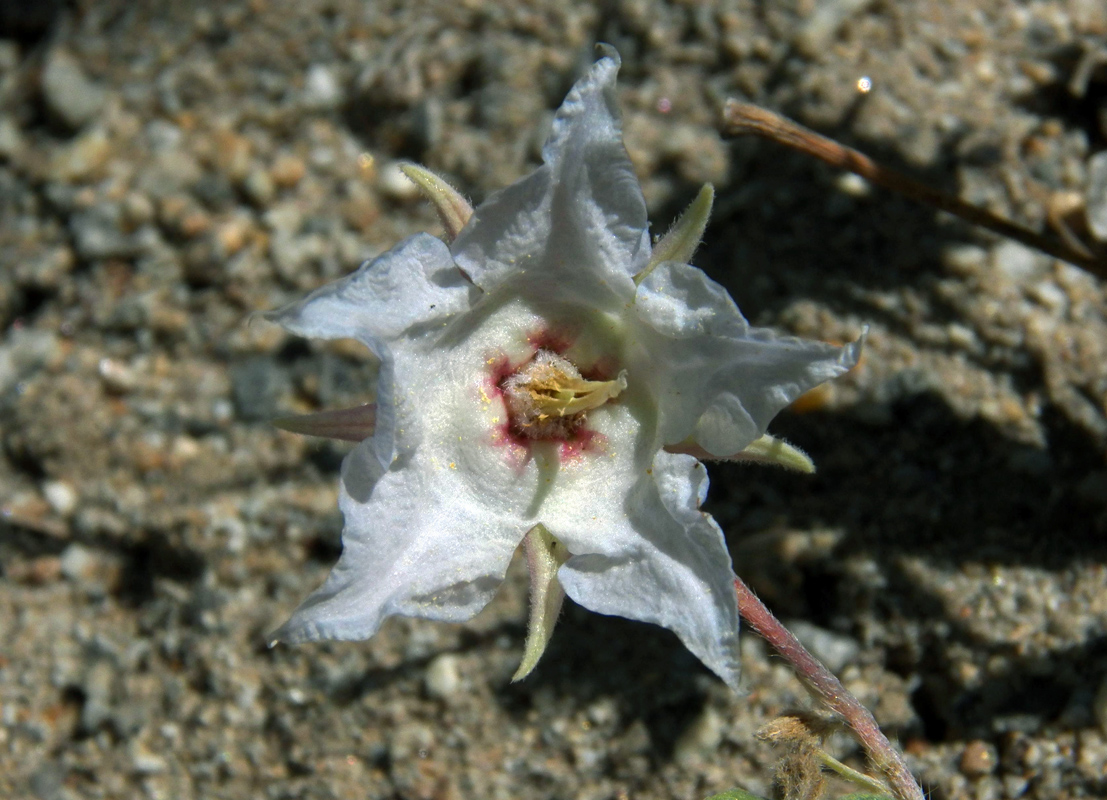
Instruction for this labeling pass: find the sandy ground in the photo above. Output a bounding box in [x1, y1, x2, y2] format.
[2, 1, 1107, 799]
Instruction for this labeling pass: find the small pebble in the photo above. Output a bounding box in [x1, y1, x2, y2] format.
[947, 323, 977, 350]
[49, 128, 112, 182]
[58, 543, 97, 582]
[129, 742, 168, 775]
[71, 207, 138, 261]
[98, 357, 136, 393]
[41, 49, 107, 130]
[230, 357, 289, 421]
[59, 543, 121, 591]
[0, 115, 24, 159]
[8, 556, 62, 585]
[121, 192, 155, 227]
[377, 162, 420, 202]
[271, 154, 307, 188]
[78, 659, 116, 735]
[787, 619, 860, 673]
[42, 480, 78, 516]
[943, 244, 988, 274]
[835, 172, 871, 198]
[1029, 280, 1067, 313]
[424, 653, 462, 700]
[993, 241, 1043, 281]
[793, 0, 875, 58]
[1085, 151, 1107, 241]
[0, 40, 17, 72]
[960, 739, 998, 776]
[211, 129, 252, 182]
[242, 167, 276, 207]
[303, 64, 343, 108]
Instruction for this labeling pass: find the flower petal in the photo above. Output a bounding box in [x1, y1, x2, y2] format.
[555, 450, 742, 690]
[634, 261, 863, 457]
[451, 51, 649, 309]
[272, 441, 527, 645]
[273, 295, 643, 646]
[264, 232, 473, 485]
[263, 233, 470, 346]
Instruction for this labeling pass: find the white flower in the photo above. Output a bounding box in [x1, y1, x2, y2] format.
[265, 49, 862, 690]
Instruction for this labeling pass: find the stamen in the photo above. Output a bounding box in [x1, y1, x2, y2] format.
[501, 350, 626, 440]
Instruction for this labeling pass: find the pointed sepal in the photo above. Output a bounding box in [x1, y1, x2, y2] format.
[636, 183, 714, 285]
[512, 524, 570, 682]
[731, 433, 814, 473]
[272, 403, 377, 442]
[664, 433, 815, 473]
[398, 163, 474, 241]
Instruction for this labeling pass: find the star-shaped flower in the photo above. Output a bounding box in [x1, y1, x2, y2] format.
[265, 49, 861, 690]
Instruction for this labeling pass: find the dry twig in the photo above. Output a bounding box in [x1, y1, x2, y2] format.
[722, 100, 1107, 280]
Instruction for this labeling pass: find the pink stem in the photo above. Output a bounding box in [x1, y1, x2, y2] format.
[735, 577, 925, 800]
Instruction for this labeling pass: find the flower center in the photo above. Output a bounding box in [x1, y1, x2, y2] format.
[500, 349, 626, 440]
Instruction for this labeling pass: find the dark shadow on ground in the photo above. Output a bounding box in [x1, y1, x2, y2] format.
[483, 391, 1107, 762]
[712, 394, 1105, 572]
[1013, 41, 1107, 151]
[495, 602, 713, 764]
[708, 394, 1105, 742]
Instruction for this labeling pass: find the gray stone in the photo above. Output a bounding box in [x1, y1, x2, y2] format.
[424, 653, 462, 700]
[787, 619, 861, 673]
[303, 64, 343, 108]
[28, 763, 65, 800]
[377, 162, 419, 201]
[1086, 150, 1107, 241]
[794, 0, 875, 58]
[0, 116, 24, 160]
[69, 206, 139, 261]
[993, 240, 1045, 281]
[42, 480, 78, 516]
[77, 659, 116, 735]
[242, 167, 275, 207]
[0, 327, 58, 393]
[41, 49, 107, 130]
[59, 544, 97, 582]
[231, 357, 289, 421]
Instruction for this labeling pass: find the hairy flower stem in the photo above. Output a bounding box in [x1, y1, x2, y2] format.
[734, 577, 925, 800]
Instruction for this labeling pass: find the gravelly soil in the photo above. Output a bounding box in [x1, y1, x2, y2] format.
[2, 2, 1106, 800]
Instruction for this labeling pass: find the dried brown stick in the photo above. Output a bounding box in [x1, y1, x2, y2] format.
[722, 99, 1107, 280]
[735, 576, 925, 800]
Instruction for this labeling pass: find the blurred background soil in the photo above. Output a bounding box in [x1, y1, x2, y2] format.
[2, 1, 1107, 799]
